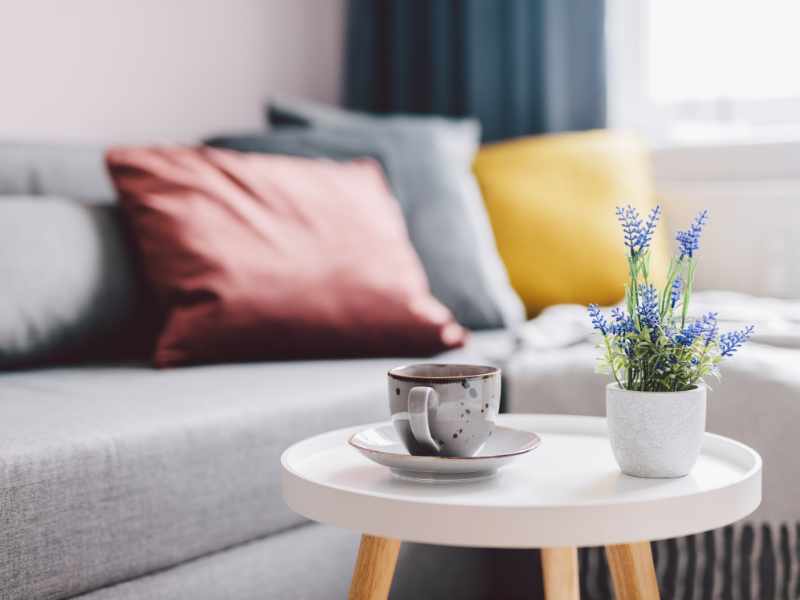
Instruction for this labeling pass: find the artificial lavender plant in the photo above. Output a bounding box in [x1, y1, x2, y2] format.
[588, 206, 753, 392]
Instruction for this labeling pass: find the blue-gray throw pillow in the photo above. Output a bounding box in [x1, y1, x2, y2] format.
[214, 102, 523, 330]
[206, 128, 397, 190]
[0, 196, 152, 368]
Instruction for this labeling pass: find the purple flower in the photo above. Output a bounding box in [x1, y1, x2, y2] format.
[703, 313, 719, 346]
[638, 205, 662, 252]
[670, 276, 682, 308]
[610, 307, 635, 335]
[719, 325, 755, 357]
[637, 284, 660, 329]
[675, 312, 717, 347]
[588, 304, 608, 336]
[616, 204, 662, 255]
[616, 205, 643, 254]
[617, 337, 634, 357]
[676, 210, 709, 259]
[675, 320, 704, 346]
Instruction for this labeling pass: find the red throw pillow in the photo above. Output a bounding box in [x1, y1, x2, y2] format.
[106, 146, 466, 367]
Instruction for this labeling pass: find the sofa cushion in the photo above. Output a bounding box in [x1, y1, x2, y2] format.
[73, 522, 541, 600]
[262, 98, 525, 331]
[0, 331, 509, 600]
[0, 142, 114, 202]
[473, 131, 670, 316]
[206, 128, 395, 182]
[107, 146, 466, 366]
[0, 196, 152, 369]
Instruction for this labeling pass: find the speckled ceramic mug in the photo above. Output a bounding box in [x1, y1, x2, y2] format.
[388, 364, 501, 457]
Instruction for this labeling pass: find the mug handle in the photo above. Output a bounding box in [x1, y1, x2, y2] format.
[408, 386, 441, 453]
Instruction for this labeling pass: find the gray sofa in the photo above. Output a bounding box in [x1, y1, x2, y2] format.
[0, 143, 539, 600]
[2, 341, 538, 600]
[4, 143, 794, 600]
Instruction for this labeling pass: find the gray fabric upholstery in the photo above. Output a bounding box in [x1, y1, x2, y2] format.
[0, 143, 114, 202]
[0, 332, 509, 600]
[74, 523, 542, 600]
[261, 99, 525, 331]
[0, 197, 147, 368]
[506, 340, 800, 599]
[71, 512, 800, 600]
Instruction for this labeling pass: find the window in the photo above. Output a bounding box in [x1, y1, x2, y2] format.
[607, 0, 800, 146]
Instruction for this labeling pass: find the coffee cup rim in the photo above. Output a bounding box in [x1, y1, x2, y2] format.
[388, 363, 500, 383]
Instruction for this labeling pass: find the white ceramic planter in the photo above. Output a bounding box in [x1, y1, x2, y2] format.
[606, 382, 707, 478]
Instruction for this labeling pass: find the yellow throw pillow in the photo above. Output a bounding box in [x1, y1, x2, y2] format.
[473, 130, 668, 317]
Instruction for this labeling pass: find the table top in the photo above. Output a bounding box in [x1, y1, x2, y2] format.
[281, 414, 761, 548]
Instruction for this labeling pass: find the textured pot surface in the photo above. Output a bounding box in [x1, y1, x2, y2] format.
[606, 383, 707, 478]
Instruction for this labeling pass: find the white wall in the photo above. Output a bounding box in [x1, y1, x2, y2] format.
[0, 0, 345, 143]
[654, 144, 800, 299]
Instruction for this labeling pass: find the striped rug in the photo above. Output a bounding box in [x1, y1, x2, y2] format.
[578, 523, 800, 599]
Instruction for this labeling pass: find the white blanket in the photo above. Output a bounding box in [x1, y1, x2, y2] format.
[516, 290, 800, 350]
[507, 290, 800, 524]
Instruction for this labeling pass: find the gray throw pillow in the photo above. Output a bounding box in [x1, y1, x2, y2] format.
[213, 102, 523, 330]
[0, 196, 149, 368]
[206, 128, 398, 190]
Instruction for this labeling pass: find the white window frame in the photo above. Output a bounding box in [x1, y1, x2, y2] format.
[606, 0, 800, 182]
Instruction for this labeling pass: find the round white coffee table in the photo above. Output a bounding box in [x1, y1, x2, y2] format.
[281, 414, 761, 600]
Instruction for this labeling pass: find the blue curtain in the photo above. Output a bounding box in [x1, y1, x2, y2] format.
[344, 0, 606, 141]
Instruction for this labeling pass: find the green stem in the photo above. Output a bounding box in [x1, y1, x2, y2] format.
[660, 258, 679, 319]
[603, 336, 623, 387]
[641, 249, 651, 285]
[680, 259, 696, 330]
[628, 254, 641, 329]
[691, 341, 711, 388]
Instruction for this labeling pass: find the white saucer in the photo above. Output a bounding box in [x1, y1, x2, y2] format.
[348, 423, 541, 483]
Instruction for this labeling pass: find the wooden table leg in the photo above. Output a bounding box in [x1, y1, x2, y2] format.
[605, 542, 660, 600]
[348, 534, 401, 600]
[540, 547, 580, 600]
